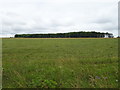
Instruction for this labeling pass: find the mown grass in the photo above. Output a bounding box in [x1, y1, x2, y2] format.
[2, 38, 118, 88]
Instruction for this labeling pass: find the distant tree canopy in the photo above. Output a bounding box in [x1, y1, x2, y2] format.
[14, 31, 114, 38]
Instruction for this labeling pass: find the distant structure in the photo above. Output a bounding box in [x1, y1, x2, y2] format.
[104, 34, 114, 38]
[15, 31, 114, 38]
[104, 33, 114, 38]
[104, 34, 109, 38]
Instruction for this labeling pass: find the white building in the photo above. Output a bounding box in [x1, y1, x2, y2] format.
[104, 34, 109, 38]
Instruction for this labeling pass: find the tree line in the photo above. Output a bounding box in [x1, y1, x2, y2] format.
[14, 31, 114, 38]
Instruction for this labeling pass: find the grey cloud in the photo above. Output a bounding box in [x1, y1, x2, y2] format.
[102, 24, 118, 31]
[0, 0, 118, 37]
[2, 20, 26, 26]
[93, 18, 112, 24]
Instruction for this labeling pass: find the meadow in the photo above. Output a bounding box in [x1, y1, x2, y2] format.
[2, 38, 118, 88]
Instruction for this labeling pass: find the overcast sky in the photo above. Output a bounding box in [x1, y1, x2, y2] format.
[0, 0, 118, 37]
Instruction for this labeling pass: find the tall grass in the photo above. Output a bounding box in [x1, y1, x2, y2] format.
[2, 38, 118, 88]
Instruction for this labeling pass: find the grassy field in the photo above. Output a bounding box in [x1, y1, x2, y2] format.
[2, 38, 118, 88]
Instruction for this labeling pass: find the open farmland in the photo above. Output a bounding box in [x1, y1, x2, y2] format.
[2, 38, 118, 88]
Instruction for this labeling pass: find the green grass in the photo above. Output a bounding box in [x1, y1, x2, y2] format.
[2, 38, 118, 88]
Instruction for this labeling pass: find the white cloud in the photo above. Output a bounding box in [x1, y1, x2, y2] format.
[0, 0, 118, 37]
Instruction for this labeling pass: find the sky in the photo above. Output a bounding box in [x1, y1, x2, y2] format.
[0, 0, 119, 37]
